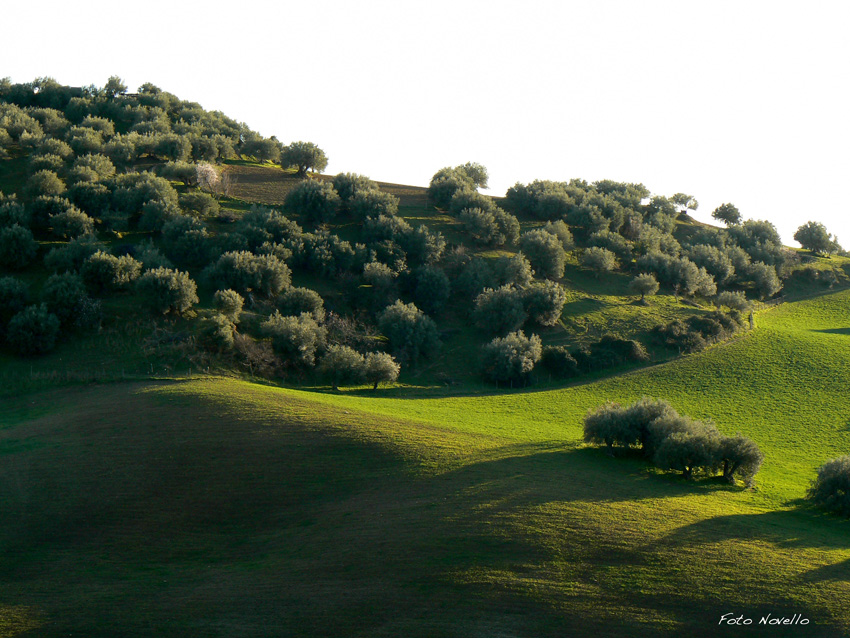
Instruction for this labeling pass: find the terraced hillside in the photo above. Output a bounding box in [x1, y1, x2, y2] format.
[3, 287, 849, 637]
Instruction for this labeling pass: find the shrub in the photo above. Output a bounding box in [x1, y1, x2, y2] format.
[41, 272, 90, 325]
[480, 330, 542, 386]
[717, 434, 763, 486]
[363, 351, 400, 390]
[81, 251, 142, 294]
[318, 345, 365, 390]
[50, 207, 95, 239]
[349, 189, 399, 220]
[411, 266, 450, 316]
[262, 311, 326, 367]
[539, 345, 578, 379]
[519, 229, 566, 279]
[136, 268, 199, 315]
[0, 276, 29, 325]
[808, 456, 850, 516]
[44, 234, 103, 272]
[378, 300, 440, 365]
[6, 304, 60, 355]
[473, 286, 527, 336]
[574, 335, 649, 372]
[629, 273, 659, 301]
[200, 313, 235, 351]
[205, 251, 291, 297]
[213, 289, 244, 323]
[24, 170, 65, 200]
[0, 225, 38, 269]
[284, 179, 340, 224]
[0, 196, 29, 229]
[523, 280, 567, 326]
[333, 173, 378, 204]
[277, 286, 325, 322]
[179, 191, 220, 218]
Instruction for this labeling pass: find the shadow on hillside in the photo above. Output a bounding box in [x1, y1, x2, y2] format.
[812, 327, 850, 336]
[655, 507, 850, 555]
[802, 558, 850, 583]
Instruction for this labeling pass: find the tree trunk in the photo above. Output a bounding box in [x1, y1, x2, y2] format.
[372, 381, 379, 390]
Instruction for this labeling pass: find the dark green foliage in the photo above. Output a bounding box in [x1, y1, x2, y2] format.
[636, 252, 716, 297]
[213, 289, 244, 323]
[67, 181, 110, 217]
[200, 313, 235, 351]
[24, 169, 65, 200]
[519, 229, 567, 280]
[712, 203, 741, 226]
[349, 189, 399, 220]
[411, 266, 450, 316]
[277, 286, 325, 322]
[318, 345, 365, 390]
[397, 224, 446, 266]
[685, 244, 735, 286]
[161, 216, 212, 267]
[6, 304, 60, 355]
[378, 300, 440, 365]
[262, 311, 326, 367]
[629, 273, 659, 301]
[362, 214, 412, 244]
[455, 162, 488, 188]
[44, 234, 103, 272]
[41, 272, 90, 325]
[241, 138, 282, 163]
[73, 153, 115, 180]
[206, 251, 291, 298]
[0, 224, 38, 269]
[808, 456, 850, 516]
[29, 153, 65, 174]
[583, 401, 637, 453]
[574, 335, 649, 372]
[66, 126, 103, 155]
[717, 434, 763, 485]
[362, 351, 400, 389]
[493, 253, 534, 288]
[457, 208, 500, 245]
[794, 221, 840, 255]
[50, 207, 94, 239]
[135, 241, 173, 269]
[179, 191, 220, 218]
[541, 220, 574, 250]
[588, 230, 632, 262]
[428, 166, 476, 208]
[0, 276, 29, 325]
[523, 280, 567, 326]
[110, 172, 180, 220]
[135, 268, 199, 315]
[0, 196, 29, 228]
[480, 330, 542, 386]
[35, 137, 74, 160]
[238, 206, 303, 249]
[455, 258, 497, 299]
[655, 311, 743, 353]
[160, 161, 197, 186]
[332, 173, 378, 203]
[715, 290, 750, 312]
[727, 220, 785, 267]
[747, 261, 782, 299]
[580, 246, 618, 277]
[154, 133, 192, 162]
[539, 345, 578, 379]
[473, 286, 527, 336]
[653, 426, 720, 479]
[81, 251, 142, 294]
[280, 141, 328, 176]
[284, 179, 340, 224]
[139, 199, 182, 232]
[448, 189, 495, 216]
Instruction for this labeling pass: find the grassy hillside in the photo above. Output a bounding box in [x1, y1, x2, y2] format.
[3, 287, 850, 637]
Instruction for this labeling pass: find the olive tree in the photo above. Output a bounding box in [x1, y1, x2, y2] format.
[281, 141, 328, 176]
[629, 273, 659, 302]
[519, 229, 566, 280]
[473, 286, 527, 336]
[377, 300, 440, 365]
[0, 225, 38, 269]
[581, 246, 618, 277]
[81, 251, 142, 294]
[712, 203, 742, 226]
[213, 289, 244, 323]
[523, 281, 567, 326]
[318, 345, 365, 390]
[363, 351, 400, 390]
[480, 330, 542, 386]
[277, 286, 325, 322]
[808, 456, 850, 516]
[6, 304, 60, 355]
[284, 178, 340, 224]
[262, 311, 326, 367]
[794, 221, 841, 256]
[135, 268, 199, 315]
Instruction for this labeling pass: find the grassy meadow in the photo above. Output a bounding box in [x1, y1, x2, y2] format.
[2, 287, 850, 637]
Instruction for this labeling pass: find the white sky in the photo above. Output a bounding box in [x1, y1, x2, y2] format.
[3, 1, 849, 246]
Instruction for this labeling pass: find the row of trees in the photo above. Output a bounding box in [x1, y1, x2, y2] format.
[583, 398, 763, 486]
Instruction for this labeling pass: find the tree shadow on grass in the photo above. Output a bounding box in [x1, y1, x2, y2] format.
[812, 327, 850, 336]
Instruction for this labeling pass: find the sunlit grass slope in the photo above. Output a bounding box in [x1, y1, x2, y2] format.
[2, 289, 850, 636]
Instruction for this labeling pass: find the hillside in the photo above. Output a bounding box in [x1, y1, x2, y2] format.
[3, 288, 850, 637]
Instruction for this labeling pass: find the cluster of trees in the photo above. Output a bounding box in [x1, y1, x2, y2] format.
[583, 397, 763, 486]
[655, 310, 745, 354]
[482, 332, 648, 387]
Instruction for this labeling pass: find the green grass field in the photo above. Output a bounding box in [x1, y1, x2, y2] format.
[3, 287, 849, 637]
